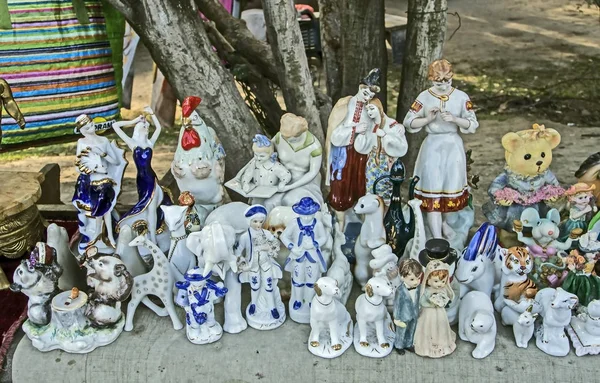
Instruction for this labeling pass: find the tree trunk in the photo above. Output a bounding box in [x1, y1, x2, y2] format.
[397, 0, 447, 174]
[340, 0, 387, 109]
[104, 0, 259, 180]
[261, 0, 325, 144]
[317, 0, 343, 103]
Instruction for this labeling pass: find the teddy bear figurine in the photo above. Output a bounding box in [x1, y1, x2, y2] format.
[483, 123, 565, 245]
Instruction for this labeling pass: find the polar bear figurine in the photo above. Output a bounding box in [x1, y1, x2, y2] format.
[458, 291, 497, 359]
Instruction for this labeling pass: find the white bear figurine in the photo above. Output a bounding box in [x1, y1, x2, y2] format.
[458, 291, 497, 359]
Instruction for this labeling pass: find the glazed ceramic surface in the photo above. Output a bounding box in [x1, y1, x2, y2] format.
[353, 193, 386, 288]
[393, 258, 423, 353]
[534, 287, 578, 357]
[568, 300, 600, 356]
[458, 291, 497, 359]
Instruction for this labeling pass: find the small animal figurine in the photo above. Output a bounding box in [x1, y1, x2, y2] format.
[236, 205, 286, 330]
[534, 287, 578, 356]
[559, 183, 597, 242]
[10, 243, 62, 326]
[280, 197, 328, 324]
[324, 222, 353, 305]
[160, 204, 199, 282]
[483, 123, 563, 246]
[353, 193, 386, 288]
[370, 244, 400, 309]
[414, 260, 456, 358]
[180, 268, 228, 345]
[403, 59, 478, 246]
[513, 305, 538, 348]
[458, 291, 497, 359]
[354, 277, 395, 358]
[575, 152, 600, 209]
[308, 277, 353, 359]
[501, 289, 539, 327]
[393, 259, 423, 355]
[568, 299, 600, 356]
[494, 246, 536, 314]
[125, 235, 184, 331]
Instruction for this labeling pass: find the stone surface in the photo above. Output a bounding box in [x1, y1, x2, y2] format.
[0, 171, 43, 221]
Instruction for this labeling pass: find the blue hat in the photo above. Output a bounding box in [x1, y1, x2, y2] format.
[244, 204, 268, 218]
[292, 197, 320, 215]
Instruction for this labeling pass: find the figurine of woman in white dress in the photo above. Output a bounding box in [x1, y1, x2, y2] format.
[403, 59, 479, 239]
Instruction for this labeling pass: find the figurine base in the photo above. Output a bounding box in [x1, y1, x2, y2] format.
[289, 304, 310, 324]
[534, 325, 570, 357]
[353, 313, 395, 358]
[186, 323, 223, 345]
[307, 311, 353, 359]
[22, 316, 124, 354]
[567, 319, 600, 356]
[246, 301, 286, 331]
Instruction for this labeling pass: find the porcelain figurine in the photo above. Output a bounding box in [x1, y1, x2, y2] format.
[171, 96, 226, 220]
[370, 244, 400, 309]
[0, 77, 26, 144]
[72, 114, 127, 254]
[325, 222, 353, 305]
[46, 223, 86, 291]
[512, 305, 538, 348]
[534, 287, 578, 357]
[267, 113, 324, 210]
[179, 268, 228, 344]
[187, 221, 247, 334]
[236, 205, 286, 330]
[562, 249, 600, 307]
[483, 123, 564, 245]
[559, 183, 596, 242]
[113, 107, 173, 244]
[363, 99, 408, 206]
[393, 259, 423, 355]
[568, 300, 600, 356]
[160, 204, 199, 282]
[308, 276, 353, 359]
[204, 201, 251, 235]
[515, 207, 582, 288]
[178, 191, 202, 234]
[458, 291, 497, 359]
[414, 259, 456, 358]
[281, 197, 328, 323]
[454, 222, 499, 299]
[353, 193, 386, 288]
[494, 246, 537, 317]
[575, 152, 600, 209]
[354, 276, 395, 358]
[226, 134, 292, 208]
[403, 59, 478, 249]
[405, 199, 426, 260]
[114, 224, 148, 277]
[124, 235, 184, 331]
[325, 68, 381, 229]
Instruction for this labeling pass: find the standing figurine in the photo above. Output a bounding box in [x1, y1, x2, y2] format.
[280, 197, 328, 323]
[575, 152, 600, 209]
[559, 183, 597, 242]
[237, 205, 286, 330]
[325, 69, 381, 229]
[72, 114, 127, 253]
[0, 78, 26, 145]
[403, 59, 478, 243]
[364, 101, 408, 205]
[393, 259, 423, 355]
[113, 107, 173, 244]
[414, 260, 457, 358]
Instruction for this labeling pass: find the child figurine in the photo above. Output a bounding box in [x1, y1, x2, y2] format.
[393, 259, 423, 355]
[236, 205, 286, 330]
[178, 191, 202, 234]
[414, 260, 456, 358]
[560, 183, 597, 242]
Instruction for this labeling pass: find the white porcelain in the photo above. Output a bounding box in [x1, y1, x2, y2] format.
[46, 223, 86, 290]
[568, 300, 600, 356]
[458, 291, 496, 359]
[204, 201, 250, 236]
[115, 225, 148, 277]
[534, 287, 578, 356]
[308, 277, 353, 359]
[494, 247, 535, 314]
[353, 277, 395, 358]
[160, 204, 198, 282]
[370, 244, 400, 309]
[518, 208, 578, 253]
[353, 193, 386, 288]
[325, 223, 353, 305]
[405, 198, 426, 260]
[513, 306, 538, 348]
[124, 235, 183, 331]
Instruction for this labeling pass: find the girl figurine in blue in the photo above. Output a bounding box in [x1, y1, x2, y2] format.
[236, 204, 286, 330]
[112, 107, 173, 243]
[280, 197, 328, 324]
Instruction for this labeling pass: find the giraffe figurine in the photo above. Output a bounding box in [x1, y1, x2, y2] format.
[407, 199, 426, 260]
[125, 235, 184, 331]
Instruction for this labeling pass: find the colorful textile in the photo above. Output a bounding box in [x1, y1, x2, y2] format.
[0, 0, 120, 145]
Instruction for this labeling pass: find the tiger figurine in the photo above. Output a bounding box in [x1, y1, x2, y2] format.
[494, 247, 536, 313]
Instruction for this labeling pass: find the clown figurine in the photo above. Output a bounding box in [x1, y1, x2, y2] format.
[236, 205, 286, 330]
[280, 197, 328, 323]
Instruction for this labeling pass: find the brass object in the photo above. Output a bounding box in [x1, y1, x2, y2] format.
[0, 77, 26, 145]
[0, 204, 45, 259]
[0, 268, 9, 290]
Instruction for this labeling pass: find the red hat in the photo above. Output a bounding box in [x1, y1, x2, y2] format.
[181, 96, 202, 118]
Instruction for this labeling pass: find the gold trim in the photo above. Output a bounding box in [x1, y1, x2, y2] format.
[90, 178, 117, 187]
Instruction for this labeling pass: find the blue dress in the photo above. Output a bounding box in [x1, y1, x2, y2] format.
[72, 174, 116, 218]
[119, 146, 172, 231]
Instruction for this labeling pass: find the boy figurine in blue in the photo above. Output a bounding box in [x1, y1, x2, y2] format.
[393, 258, 423, 354]
[281, 197, 328, 324]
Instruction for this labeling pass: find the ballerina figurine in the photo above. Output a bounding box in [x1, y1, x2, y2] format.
[113, 107, 172, 243]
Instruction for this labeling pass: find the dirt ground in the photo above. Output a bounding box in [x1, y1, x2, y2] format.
[1, 0, 599, 215]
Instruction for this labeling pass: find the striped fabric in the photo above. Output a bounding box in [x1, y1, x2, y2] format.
[0, 0, 119, 145]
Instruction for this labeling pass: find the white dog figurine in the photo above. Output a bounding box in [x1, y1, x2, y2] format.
[458, 291, 497, 359]
[534, 287, 578, 357]
[308, 277, 353, 359]
[354, 276, 396, 358]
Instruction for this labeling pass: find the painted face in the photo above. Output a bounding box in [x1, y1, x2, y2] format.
[299, 214, 315, 224]
[366, 104, 380, 119]
[250, 217, 265, 230]
[80, 122, 95, 136]
[254, 151, 271, 163]
[572, 193, 592, 205]
[403, 272, 421, 289]
[432, 78, 453, 93]
[283, 131, 305, 145]
[357, 85, 376, 103]
[428, 276, 446, 289]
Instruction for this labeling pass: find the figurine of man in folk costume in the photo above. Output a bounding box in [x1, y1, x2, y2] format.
[403, 59, 479, 246]
[325, 69, 382, 229]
